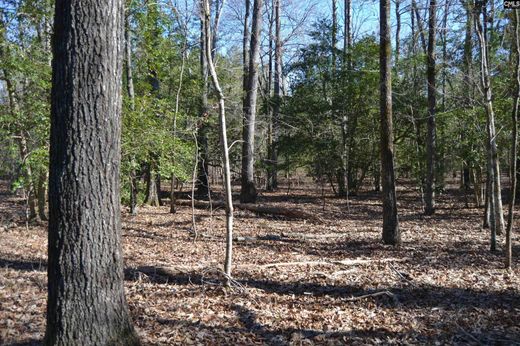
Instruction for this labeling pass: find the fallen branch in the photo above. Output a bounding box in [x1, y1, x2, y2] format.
[280, 232, 347, 240]
[240, 257, 408, 269]
[176, 199, 323, 222]
[345, 290, 397, 302]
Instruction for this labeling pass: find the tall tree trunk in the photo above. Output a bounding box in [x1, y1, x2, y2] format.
[203, 0, 234, 281]
[506, 10, 520, 268]
[240, 0, 263, 203]
[45, 0, 139, 344]
[196, 6, 210, 198]
[242, 0, 251, 132]
[441, 0, 449, 111]
[125, 10, 138, 215]
[332, 0, 337, 75]
[425, 0, 437, 215]
[344, 0, 351, 66]
[341, 0, 352, 203]
[462, 0, 473, 201]
[395, 0, 401, 66]
[125, 10, 135, 111]
[268, 0, 281, 191]
[266, 0, 274, 191]
[380, 0, 401, 245]
[331, 0, 346, 197]
[475, 4, 505, 241]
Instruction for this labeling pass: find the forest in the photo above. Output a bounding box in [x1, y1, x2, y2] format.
[1, 0, 520, 344]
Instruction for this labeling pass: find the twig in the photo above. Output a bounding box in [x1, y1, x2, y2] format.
[345, 290, 397, 302]
[388, 262, 418, 287]
[454, 322, 483, 345]
[243, 257, 408, 269]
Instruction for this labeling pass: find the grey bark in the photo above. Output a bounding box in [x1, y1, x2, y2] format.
[203, 0, 235, 280]
[506, 10, 520, 268]
[196, 6, 210, 198]
[37, 171, 48, 221]
[240, 0, 263, 203]
[475, 4, 505, 243]
[45, 0, 139, 344]
[395, 0, 401, 65]
[267, 0, 281, 191]
[380, 0, 400, 245]
[340, 0, 351, 202]
[425, 0, 437, 215]
[125, 10, 138, 215]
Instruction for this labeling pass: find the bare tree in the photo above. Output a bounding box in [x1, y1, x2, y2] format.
[425, 0, 437, 215]
[202, 0, 235, 281]
[380, 0, 401, 245]
[125, 7, 139, 215]
[240, 0, 264, 203]
[506, 10, 520, 268]
[475, 2, 505, 250]
[267, 0, 281, 191]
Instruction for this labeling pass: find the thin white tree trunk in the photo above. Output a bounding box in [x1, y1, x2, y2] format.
[203, 0, 234, 281]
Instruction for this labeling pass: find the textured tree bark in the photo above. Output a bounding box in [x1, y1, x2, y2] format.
[265, 0, 274, 191]
[240, 0, 263, 203]
[125, 10, 138, 215]
[506, 10, 520, 268]
[17, 131, 38, 221]
[395, 0, 401, 66]
[196, 7, 210, 199]
[144, 164, 160, 207]
[267, 0, 281, 191]
[441, 0, 449, 111]
[425, 0, 437, 215]
[45, 0, 139, 344]
[341, 0, 351, 203]
[462, 0, 473, 201]
[475, 5, 505, 239]
[272, 0, 281, 190]
[37, 171, 48, 221]
[331, 0, 346, 198]
[380, 0, 401, 245]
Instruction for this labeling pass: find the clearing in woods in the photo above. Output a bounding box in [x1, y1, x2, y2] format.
[1, 178, 519, 345]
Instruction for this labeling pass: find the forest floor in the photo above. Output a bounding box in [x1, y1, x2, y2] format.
[1, 178, 520, 345]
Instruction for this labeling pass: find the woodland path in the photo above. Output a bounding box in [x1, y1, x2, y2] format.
[1, 180, 520, 345]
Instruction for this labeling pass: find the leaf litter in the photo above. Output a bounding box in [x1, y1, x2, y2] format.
[1, 180, 519, 345]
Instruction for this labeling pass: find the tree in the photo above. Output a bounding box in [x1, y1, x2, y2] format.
[45, 0, 139, 344]
[341, 0, 352, 201]
[125, 6, 138, 215]
[267, 0, 282, 191]
[380, 0, 401, 245]
[474, 2, 505, 250]
[425, 0, 437, 215]
[506, 10, 520, 268]
[196, 0, 211, 199]
[202, 0, 235, 281]
[240, 0, 263, 203]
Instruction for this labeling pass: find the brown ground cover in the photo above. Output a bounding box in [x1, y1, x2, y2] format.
[1, 179, 519, 345]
